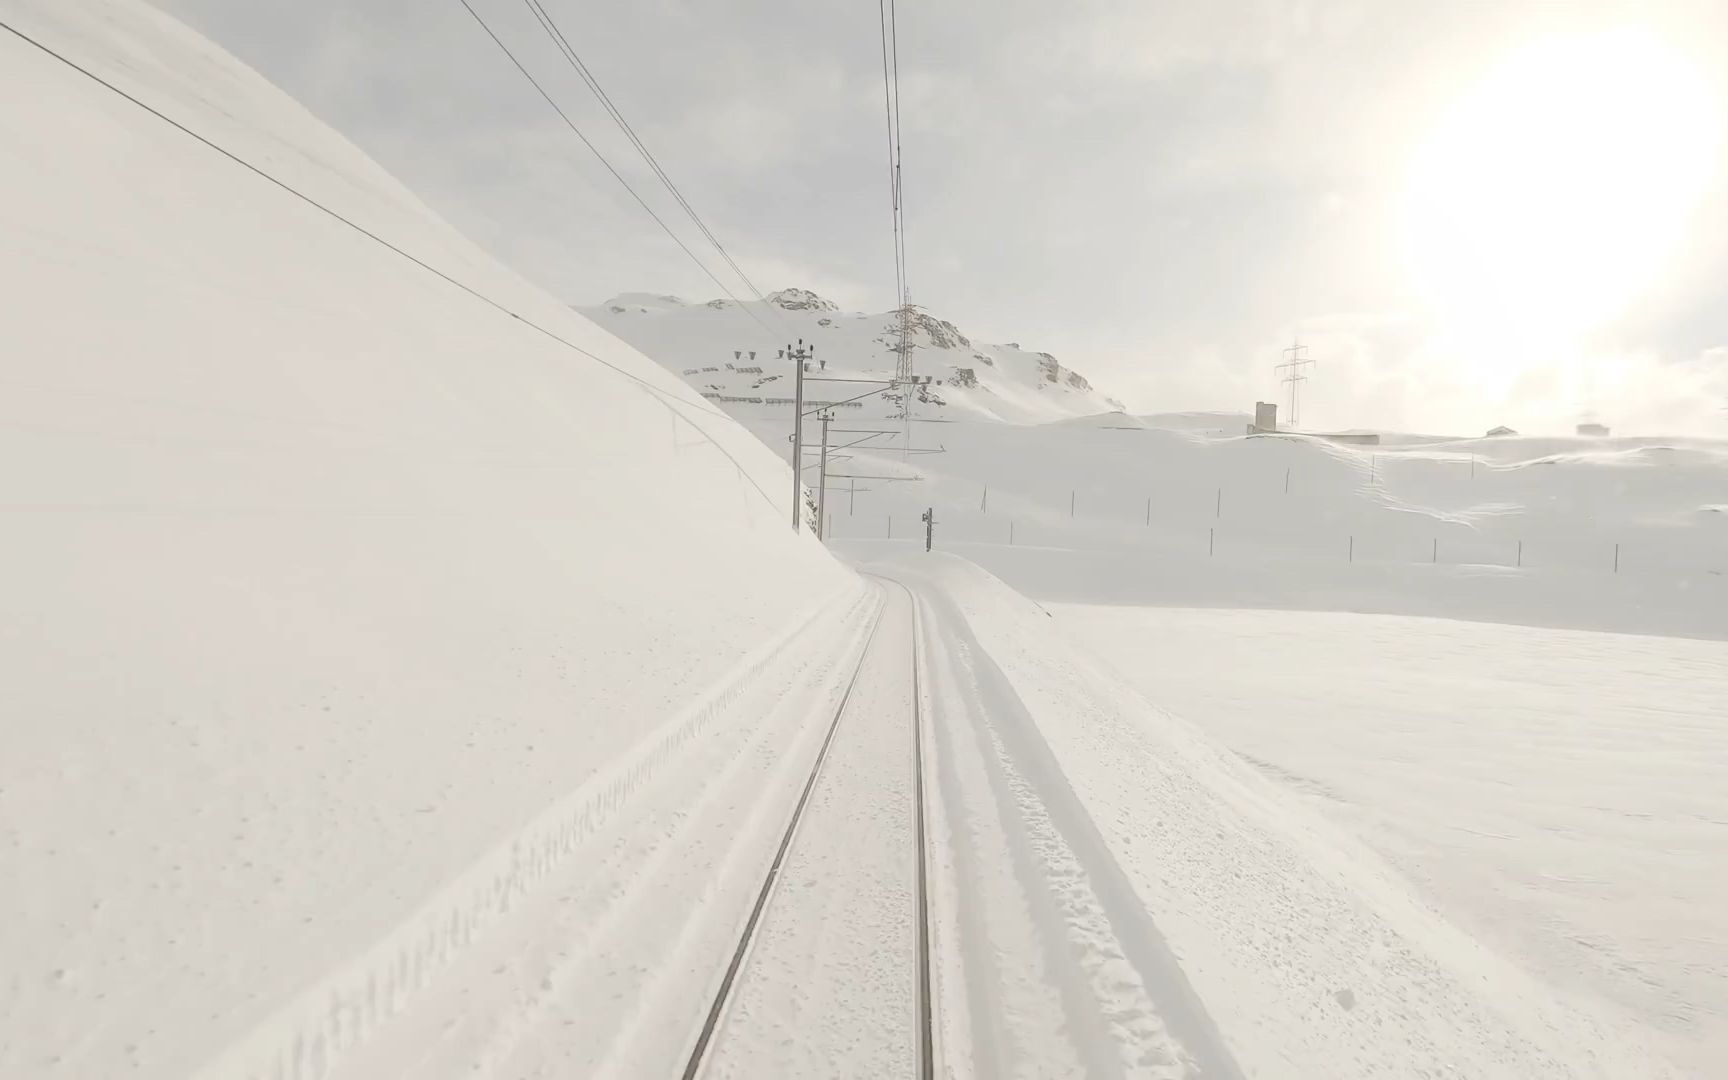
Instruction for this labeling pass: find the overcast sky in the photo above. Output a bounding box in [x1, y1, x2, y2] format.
[155, 0, 1728, 435]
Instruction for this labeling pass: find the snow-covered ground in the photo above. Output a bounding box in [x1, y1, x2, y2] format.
[816, 415, 1728, 640]
[0, 1, 849, 1074]
[1054, 604, 1728, 1078]
[7, 0, 1724, 1077]
[895, 556, 1685, 1079]
[621, 294, 1728, 643]
[579, 288, 1124, 425]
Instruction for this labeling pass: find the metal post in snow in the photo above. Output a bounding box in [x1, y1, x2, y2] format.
[1215, 488, 1222, 518]
[1209, 527, 1215, 557]
[1432, 537, 1438, 564]
[1615, 543, 1620, 574]
[1145, 496, 1150, 526]
[787, 340, 808, 532]
[1517, 539, 1523, 568]
[816, 410, 831, 541]
[1349, 535, 1354, 562]
[981, 485, 988, 513]
[1070, 490, 1075, 517]
[1285, 468, 1290, 494]
[1010, 520, 1015, 545]
[849, 477, 856, 515]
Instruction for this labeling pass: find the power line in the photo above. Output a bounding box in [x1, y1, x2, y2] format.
[519, 0, 775, 316]
[888, 0, 907, 307]
[0, 14, 780, 511]
[878, 0, 916, 435]
[456, 0, 777, 336]
[877, 0, 907, 312]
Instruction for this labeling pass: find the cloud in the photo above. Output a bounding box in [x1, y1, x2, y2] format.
[151, 0, 1728, 436]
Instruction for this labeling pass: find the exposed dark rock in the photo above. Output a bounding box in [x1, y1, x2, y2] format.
[767, 288, 839, 312]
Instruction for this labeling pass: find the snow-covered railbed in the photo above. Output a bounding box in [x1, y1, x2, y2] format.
[887, 554, 1679, 1079]
[701, 582, 921, 1078]
[914, 581, 1237, 1078]
[201, 589, 881, 1079]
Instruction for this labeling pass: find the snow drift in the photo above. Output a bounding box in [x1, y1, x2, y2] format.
[0, 1, 849, 1075]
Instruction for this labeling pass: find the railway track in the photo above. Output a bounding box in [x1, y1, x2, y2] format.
[680, 578, 935, 1078]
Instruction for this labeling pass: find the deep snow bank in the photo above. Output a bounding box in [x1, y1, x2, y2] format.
[881, 553, 1680, 1079]
[0, 1, 849, 1075]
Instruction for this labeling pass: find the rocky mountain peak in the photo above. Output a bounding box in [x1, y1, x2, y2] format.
[766, 288, 838, 312]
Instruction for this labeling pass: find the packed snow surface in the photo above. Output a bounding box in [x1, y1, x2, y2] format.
[1056, 604, 1728, 1077]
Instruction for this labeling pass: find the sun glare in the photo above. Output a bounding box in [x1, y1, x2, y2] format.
[1401, 29, 1721, 361]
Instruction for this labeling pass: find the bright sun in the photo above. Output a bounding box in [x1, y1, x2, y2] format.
[1401, 29, 1721, 359]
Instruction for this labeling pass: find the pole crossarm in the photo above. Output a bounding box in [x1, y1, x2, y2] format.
[801, 385, 898, 415]
[1275, 340, 1316, 428]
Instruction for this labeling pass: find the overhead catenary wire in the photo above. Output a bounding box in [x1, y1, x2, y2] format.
[877, 0, 908, 312]
[0, 14, 780, 512]
[518, 0, 777, 320]
[457, 0, 778, 337]
[889, 0, 907, 309]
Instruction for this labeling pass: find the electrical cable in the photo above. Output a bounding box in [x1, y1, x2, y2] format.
[457, 0, 778, 336]
[0, 15, 781, 511]
[519, 0, 777, 320]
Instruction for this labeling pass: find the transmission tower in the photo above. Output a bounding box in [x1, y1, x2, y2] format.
[893, 297, 915, 416]
[1275, 340, 1315, 430]
[891, 296, 916, 462]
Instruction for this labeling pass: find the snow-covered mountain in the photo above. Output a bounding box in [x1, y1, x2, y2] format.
[578, 288, 1125, 425]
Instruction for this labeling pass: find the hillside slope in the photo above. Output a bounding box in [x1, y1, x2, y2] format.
[825, 413, 1728, 639]
[579, 288, 1125, 424]
[0, 1, 850, 1075]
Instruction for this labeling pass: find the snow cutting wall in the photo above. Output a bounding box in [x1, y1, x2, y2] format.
[0, 1, 850, 1074]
